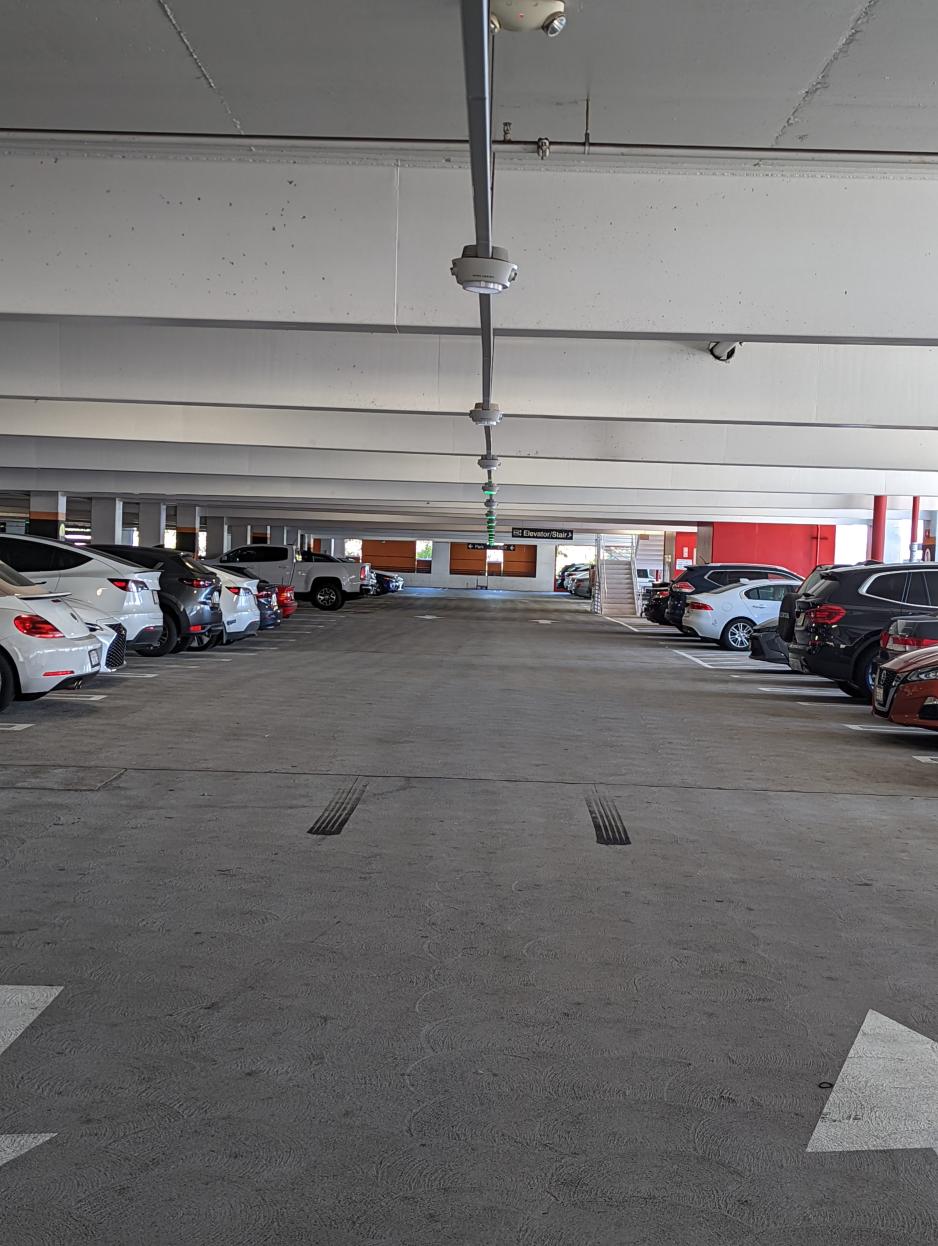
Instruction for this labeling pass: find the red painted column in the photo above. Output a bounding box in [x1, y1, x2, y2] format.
[911, 496, 921, 559]
[870, 495, 887, 561]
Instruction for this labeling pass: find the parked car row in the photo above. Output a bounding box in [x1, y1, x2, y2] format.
[0, 532, 402, 714]
[557, 562, 594, 597]
[643, 562, 802, 649]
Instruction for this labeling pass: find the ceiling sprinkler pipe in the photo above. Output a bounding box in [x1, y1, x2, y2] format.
[709, 340, 741, 362]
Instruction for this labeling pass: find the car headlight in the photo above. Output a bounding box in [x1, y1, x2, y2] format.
[907, 667, 938, 682]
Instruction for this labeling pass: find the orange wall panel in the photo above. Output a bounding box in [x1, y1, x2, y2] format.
[503, 544, 537, 577]
[449, 543, 486, 575]
[362, 540, 417, 572]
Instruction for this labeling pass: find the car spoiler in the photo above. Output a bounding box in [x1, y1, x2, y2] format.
[0, 579, 70, 601]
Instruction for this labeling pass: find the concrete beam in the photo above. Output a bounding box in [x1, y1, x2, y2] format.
[3, 139, 938, 340]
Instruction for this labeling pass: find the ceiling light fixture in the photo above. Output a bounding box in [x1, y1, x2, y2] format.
[489, 0, 567, 36]
[451, 245, 518, 295]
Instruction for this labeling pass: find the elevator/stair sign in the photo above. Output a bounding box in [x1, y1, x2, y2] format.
[512, 527, 573, 540]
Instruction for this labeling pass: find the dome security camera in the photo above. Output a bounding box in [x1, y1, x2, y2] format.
[490, 0, 567, 36]
[709, 340, 742, 363]
[451, 245, 518, 295]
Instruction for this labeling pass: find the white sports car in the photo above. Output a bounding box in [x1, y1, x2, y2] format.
[0, 560, 104, 712]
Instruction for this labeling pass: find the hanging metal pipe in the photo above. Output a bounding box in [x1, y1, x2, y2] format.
[459, 0, 494, 257]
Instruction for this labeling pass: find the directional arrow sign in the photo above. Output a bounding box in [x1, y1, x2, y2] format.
[0, 985, 62, 1167]
[808, 1010, 938, 1156]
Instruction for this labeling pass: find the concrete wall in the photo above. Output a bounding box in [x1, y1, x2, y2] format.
[398, 542, 557, 593]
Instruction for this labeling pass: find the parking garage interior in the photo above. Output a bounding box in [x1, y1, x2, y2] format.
[4, 2, 938, 1243]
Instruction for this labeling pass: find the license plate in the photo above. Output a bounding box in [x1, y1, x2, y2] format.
[89, 649, 100, 670]
[874, 686, 886, 707]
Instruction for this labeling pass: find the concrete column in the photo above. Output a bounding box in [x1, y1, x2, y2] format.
[870, 495, 887, 561]
[250, 524, 270, 544]
[175, 504, 201, 555]
[911, 496, 922, 560]
[284, 527, 299, 546]
[90, 496, 124, 544]
[228, 523, 250, 548]
[28, 490, 67, 540]
[138, 500, 166, 547]
[204, 515, 227, 557]
[319, 538, 335, 556]
[268, 525, 288, 546]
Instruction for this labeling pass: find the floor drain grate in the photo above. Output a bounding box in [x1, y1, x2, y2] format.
[308, 780, 368, 836]
[585, 789, 630, 846]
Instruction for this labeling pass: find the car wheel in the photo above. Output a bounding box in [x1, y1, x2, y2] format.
[836, 679, 866, 699]
[312, 580, 344, 611]
[720, 618, 754, 651]
[0, 650, 15, 713]
[187, 633, 213, 651]
[137, 612, 179, 657]
[171, 635, 192, 653]
[852, 644, 880, 703]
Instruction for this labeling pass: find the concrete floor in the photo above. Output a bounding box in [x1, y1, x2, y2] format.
[1, 589, 938, 1243]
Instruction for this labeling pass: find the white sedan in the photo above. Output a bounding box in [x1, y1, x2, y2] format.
[681, 578, 798, 650]
[0, 561, 103, 712]
[188, 567, 260, 648]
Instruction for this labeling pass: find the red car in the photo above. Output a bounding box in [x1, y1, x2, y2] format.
[872, 647, 938, 730]
[275, 584, 297, 618]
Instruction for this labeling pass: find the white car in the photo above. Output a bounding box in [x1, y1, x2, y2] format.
[198, 567, 260, 647]
[0, 560, 103, 712]
[0, 534, 163, 652]
[681, 578, 798, 650]
[68, 600, 127, 673]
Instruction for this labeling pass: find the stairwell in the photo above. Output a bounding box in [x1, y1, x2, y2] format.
[599, 560, 638, 618]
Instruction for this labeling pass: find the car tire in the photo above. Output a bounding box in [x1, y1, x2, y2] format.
[0, 650, 15, 713]
[836, 679, 866, 699]
[851, 644, 880, 703]
[312, 580, 344, 611]
[188, 633, 213, 651]
[720, 617, 754, 651]
[137, 611, 179, 658]
[171, 635, 192, 654]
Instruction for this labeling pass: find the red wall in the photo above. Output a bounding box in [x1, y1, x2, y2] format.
[700, 523, 835, 578]
[674, 531, 697, 564]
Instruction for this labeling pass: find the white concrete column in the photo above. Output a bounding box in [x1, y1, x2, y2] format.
[204, 515, 227, 556]
[284, 526, 299, 545]
[28, 490, 67, 540]
[319, 538, 336, 556]
[267, 525, 288, 545]
[228, 523, 250, 548]
[138, 500, 166, 547]
[175, 504, 201, 554]
[91, 496, 124, 544]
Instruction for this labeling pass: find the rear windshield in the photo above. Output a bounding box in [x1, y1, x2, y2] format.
[179, 557, 218, 576]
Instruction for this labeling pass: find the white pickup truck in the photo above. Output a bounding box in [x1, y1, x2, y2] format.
[213, 544, 369, 610]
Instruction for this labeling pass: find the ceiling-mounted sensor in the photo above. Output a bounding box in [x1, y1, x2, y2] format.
[490, 0, 567, 36]
[452, 245, 518, 295]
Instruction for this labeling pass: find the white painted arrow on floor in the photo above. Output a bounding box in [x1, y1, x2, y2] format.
[0, 985, 62, 1167]
[808, 1010, 938, 1159]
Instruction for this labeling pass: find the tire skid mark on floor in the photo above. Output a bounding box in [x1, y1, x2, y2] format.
[585, 788, 630, 846]
[308, 779, 369, 836]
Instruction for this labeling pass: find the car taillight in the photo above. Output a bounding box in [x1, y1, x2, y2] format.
[889, 634, 937, 650]
[673, 581, 695, 592]
[360, 566, 367, 580]
[226, 586, 242, 597]
[880, 630, 890, 648]
[804, 604, 846, 625]
[687, 601, 713, 611]
[14, 615, 64, 638]
[179, 578, 216, 588]
[108, 578, 149, 592]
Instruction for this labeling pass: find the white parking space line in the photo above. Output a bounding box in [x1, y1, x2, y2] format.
[759, 686, 842, 697]
[0, 723, 32, 732]
[914, 755, 938, 764]
[110, 672, 160, 679]
[845, 723, 923, 735]
[673, 650, 714, 668]
[45, 693, 107, 703]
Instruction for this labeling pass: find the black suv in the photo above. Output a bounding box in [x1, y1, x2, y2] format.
[786, 562, 938, 699]
[666, 563, 800, 630]
[90, 545, 223, 656]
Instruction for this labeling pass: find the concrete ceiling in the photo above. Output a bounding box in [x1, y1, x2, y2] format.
[0, 1, 935, 540]
[1, 0, 936, 150]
